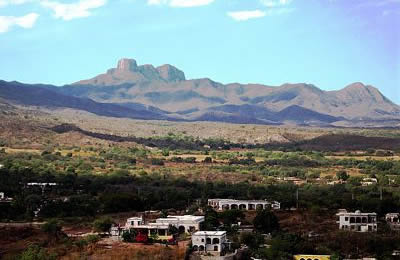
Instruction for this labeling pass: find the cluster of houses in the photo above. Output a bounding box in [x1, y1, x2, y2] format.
[111, 214, 231, 256]
[108, 199, 400, 259]
[110, 199, 280, 257]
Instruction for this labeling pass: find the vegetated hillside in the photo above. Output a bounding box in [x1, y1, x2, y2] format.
[59, 58, 400, 122]
[48, 123, 400, 152]
[291, 134, 400, 152]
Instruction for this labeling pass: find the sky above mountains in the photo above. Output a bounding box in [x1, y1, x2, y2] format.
[0, 0, 399, 103]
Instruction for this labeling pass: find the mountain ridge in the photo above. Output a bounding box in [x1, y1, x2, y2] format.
[0, 58, 399, 127]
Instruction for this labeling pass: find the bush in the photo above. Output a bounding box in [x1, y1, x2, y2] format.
[20, 245, 57, 260]
[41, 219, 62, 236]
[203, 157, 212, 163]
[336, 170, 349, 181]
[151, 158, 165, 166]
[93, 217, 114, 233]
[183, 157, 196, 163]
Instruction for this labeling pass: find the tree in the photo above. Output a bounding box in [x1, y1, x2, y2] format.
[162, 149, 170, 157]
[93, 217, 114, 233]
[336, 170, 349, 181]
[219, 209, 245, 226]
[203, 157, 212, 163]
[202, 207, 219, 230]
[41, 219, 63, 240]
[122, 230, 134, 242]
[253, 209, 280, 234]
[240, 232, 264, 250]
[20, 245, 56, 260]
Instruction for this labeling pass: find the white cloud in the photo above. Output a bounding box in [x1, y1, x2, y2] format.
[0, 0, 33, 7]
[40, 0, 106, 20]
[227, 10, 266, 21]
[0, 12, 39, 33]
[260, 0, 292, 7]
[148, 0, 215, 8]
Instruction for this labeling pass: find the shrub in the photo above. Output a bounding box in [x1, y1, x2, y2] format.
[20, 245, 57, 260]
[93, 217, 114, 233]
[151, 158, 165, 166]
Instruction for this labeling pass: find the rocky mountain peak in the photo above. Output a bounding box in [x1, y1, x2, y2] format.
[156, 64, 186, 82]
[117, 58, 138, 72]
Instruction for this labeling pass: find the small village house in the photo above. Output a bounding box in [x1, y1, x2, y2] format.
[191, 231, 227, 255]
[336, 209, 377, 232]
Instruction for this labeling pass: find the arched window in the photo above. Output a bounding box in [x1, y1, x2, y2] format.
[206, 238, 211, 244]
[212, 238, 220, 244]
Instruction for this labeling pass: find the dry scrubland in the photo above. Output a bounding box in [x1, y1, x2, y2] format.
[2, 107, 400, 259]
[44, 108, 400, 142]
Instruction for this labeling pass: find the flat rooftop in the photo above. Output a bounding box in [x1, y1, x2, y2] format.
[165, 215, 204, 220]
[209, 199, 276, 204]
[193, 231, 226, 236]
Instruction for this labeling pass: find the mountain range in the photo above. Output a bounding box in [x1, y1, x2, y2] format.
[0, 58, 399, 127]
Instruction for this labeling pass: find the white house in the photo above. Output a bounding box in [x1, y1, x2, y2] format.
[386, 213, 400, 230]
[156, 215, 204, 233]
[125, 217, 144, 228]
[124, 215, 204, 234]
[361, 178, 378, 186]
[336, 210, 377, 232]
[208, 199, 280, 211]
[192, 231, 227, 254]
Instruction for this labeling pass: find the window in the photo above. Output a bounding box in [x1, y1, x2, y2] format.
[201, 239, 204, 242]
[212, 238, 220, 244]
[345, 217, 348, 221]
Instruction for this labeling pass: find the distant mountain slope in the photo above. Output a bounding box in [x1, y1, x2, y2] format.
[55, 58, 399, 121]
[0, 80, 171, 121]
[1, 58, 399, 127]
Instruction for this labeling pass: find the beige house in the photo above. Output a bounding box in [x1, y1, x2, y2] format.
[336, 210, 377, 232]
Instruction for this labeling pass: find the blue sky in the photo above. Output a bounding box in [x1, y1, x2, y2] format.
[0, 0, 399, 103]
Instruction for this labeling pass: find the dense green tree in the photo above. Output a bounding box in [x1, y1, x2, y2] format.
[93, 217, 114, 233]
[253, 209, 280, 234]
